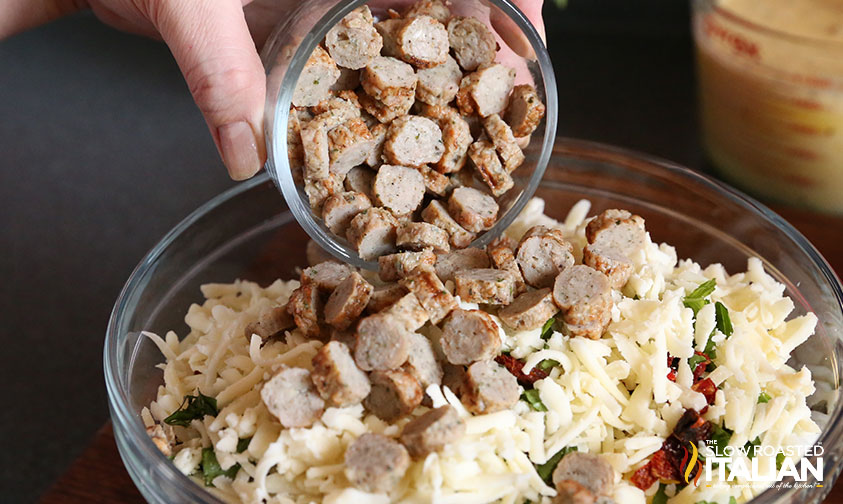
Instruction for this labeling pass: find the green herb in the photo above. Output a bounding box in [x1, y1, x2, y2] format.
[164, 392, 219, 427]
[758, 391, 772, 404]
[714, 301, 733, 336]
[652, 483, 669, 504]
[776, 452, 786, 470]
[521, 389, 547, 412]
[744, 437, 761, 460]
[730, 498, 738, 504]
[540, 317, 556, 341]
[688, 353, 708, 369]
[535, 446, 577, 484]
[236, 437, 252, 453]
[200, 447, 240, 487]
[538, 359, 560, 372]
[683, 279, 717, 316]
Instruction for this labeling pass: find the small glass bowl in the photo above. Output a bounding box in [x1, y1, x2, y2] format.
[260, 0, 558, 269]
[104, 138, 843, 503]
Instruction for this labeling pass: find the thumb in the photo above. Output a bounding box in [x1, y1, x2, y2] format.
[148, 0, 266, 180]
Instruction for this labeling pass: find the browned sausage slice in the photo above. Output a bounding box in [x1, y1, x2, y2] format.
[585, 208, 647, 258]
[364, 369, 424, 421]
[301, 261, 355, 292]
[325, 6, 382, 70]
[551, 451, 615, 496]
[434, 248, 491, 283]
[359, 87, 415, 123]
[515, 225, 575, 288]
[378, 249, 437, 282]
[482, 114, 525, 173]
[456, 63, 515, 117]
[261, 367, 325, 428]
[292, 46, 340, 107]
[552, 265, 613, 334]
[345, 434, 410, 493]
[322, 191, 372, 235]
[419, 105, 472, 174]
[327, 118, 376, 177]
[448, 187, 499, 233]
[286, 281, 323, 339]
[416, 55, 462, 106]
[552, 479, 600, 504]
[468, 139, 514, 197]
[344, 166, 376, 199]
[397, 222, 450, 254]
[400, 265, 458, 324]
[347, 208, 399, 260]
[440, 308, 501, 365]
[454, 268, 516, 305]
[486, 237, 526, 295]
[367, 283, 409, 313]
[505, 84, 546, 138]
[354, 313, 411, 371]
[404, 0, 451, 22]
[414, 165, 450, 198]
[324, 272, 374, 330]
[447, 17, 497, 71]
[403, 331, 442, 388]
[400, 405, 465, 458]
[311, 341, 371, 407]
[393, 15, 450, 68]
[361, 56, 417, 108]
[244, 304, 295, 342]
[382, 293, 430, 332]
[383, 115, 445, 167]
[372, 164, 426, 215]
[582, 243, 634, 290]
[421, 200, 476, 249]
[462, 360, 519, 415]
[498, 288, 559, 331]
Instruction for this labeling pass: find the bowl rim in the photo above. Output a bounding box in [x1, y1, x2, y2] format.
[104, 137, 843, 503]
[262, 0, 559, 270]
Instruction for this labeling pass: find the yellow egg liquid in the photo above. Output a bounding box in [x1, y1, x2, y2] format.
[695, 0, 843, 213]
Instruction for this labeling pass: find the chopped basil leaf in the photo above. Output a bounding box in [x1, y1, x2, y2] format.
[236, 437, 252, 453]
[745, 436, 761, 460]
[715, 301, 733, 336]
[683, 279, 717, 316]
[201, 447, 240, 487]
[537, 359, 560, 372]
[521, 389, 548, 412]
[730, 498, 738, 504]
[776, 452, 786, 470]
[540, 317, 556, 341]
[164, 392, 219, 427]
[535, 446, 577, 484]
[688, 353, 708, 369]
[652, 483, 669, 504]
[758, 391, 771, 403]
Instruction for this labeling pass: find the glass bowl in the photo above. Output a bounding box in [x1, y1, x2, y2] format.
[104, 138, 843, 503]
[260, 0, 558, 269]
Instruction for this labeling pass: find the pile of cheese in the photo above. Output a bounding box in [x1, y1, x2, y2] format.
[142, 198, 821, 504]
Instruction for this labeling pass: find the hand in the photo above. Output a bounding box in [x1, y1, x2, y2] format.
[2, 0, 544, 181]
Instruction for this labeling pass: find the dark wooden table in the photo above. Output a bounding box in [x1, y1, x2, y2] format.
[39, 207, 843, 503]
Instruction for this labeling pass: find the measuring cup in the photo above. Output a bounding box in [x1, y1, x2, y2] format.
[260, 0, 557, 269]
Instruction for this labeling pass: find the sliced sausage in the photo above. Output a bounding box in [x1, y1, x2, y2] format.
[361, 56, 417, 108]
[393, 15, 449, 68]
[551, 451, 615, 496]
[372, 165, 426, 216]
[292, 45, 341, 107]
[325, 6, 382, 70]
[442, 363, 467, 396]
[515, 225, 575, 288]
[585, 208, 647, 257]
[286, 281, 323, 339]
[552, 480, 600, 504]
[382, 292, 430, 331]
[456, 63, 516, 117]
[447, 17, 498, 71]
[344, 166, 376, 199]
[434, 247, 490, 283]
[414, 165, 450, 197]
[405, 0, 451, 23]
[359, 87, 415, 123]
[468, 139, 514, 197]
[364, 369, 424, 421]
[454, 268, 516, 305]
[301, 122, 331, 183]
[328, 118, 376, 177]
[400, 265, 458, 324]
[383, 115, 445, 167]
[462, 360, 519, 415]
[345, 433, 410, 494]
[322, 191, 372, 235]
[301, 261, 355, 292]
[397, 222, 450, 253]
[310, 89, 361, 116]
[486, 237, 526, 295]
[324, 272, 374, 330]
[287, 107, 309, 184]
[367, 283, 409, 313]
[505, 84, 546, 138]
[420, 105, 473, 174]
[346, 208, 399, 260]
[448, 187, 499, 233]
[261, 367, 325, 428]
[311, 341, 371, 407]
[354, 313, 411, 371]
[416, 55, 462, 106]
[421, 200, 476, 249]
[306, 239, 339, 266]
[440, 308, 502, 365]
[244, 304, 295, 342]
[553, 266, 612, 339]
[331, 66, 360, 92]
[400, 405, 465, 458]
[366, 122, 388, 168]
[403, 331, 442, 388]
[498, 288, 559, 331]
[304, 173, 343, 211]
[582, 243, 634, 291]
[482, 114, 525, 173]
[378, 249, 437, 282]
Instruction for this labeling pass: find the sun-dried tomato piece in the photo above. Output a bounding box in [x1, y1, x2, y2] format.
[494, 354, 548, 386]
[692, 377, 717, 406]
[631, 463, 659, 490]
[692, 351, 711, 382]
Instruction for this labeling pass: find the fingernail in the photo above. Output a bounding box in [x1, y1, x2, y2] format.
[218, 121, 262, 181]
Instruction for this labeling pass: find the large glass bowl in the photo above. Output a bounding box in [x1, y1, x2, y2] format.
[104, 139, 843, 503]
[260, 0, 558, 269]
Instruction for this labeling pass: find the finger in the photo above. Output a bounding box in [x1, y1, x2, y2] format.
[0, 0, 86, 39]
[148, 0, 266, 180]
[490, 0, 545, 59]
